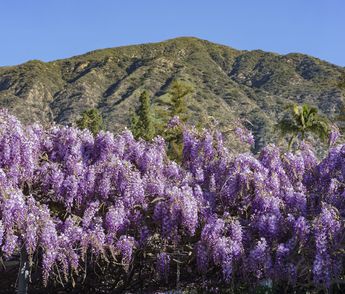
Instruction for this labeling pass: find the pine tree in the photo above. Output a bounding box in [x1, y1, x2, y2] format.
[130, 90, 155, 140]
[76, 108, 103, 136]
[168, 80, 193, 122]
[164, 80, 194, 162]
[337, 74, 345, 133]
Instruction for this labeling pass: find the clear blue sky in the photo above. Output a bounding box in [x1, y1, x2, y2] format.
[1, 0, 344, 66]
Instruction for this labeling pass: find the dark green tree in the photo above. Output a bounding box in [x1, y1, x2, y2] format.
[76, 108, 103, 136]
[278, 103, 331, 150]
[130, 90, 155, 140]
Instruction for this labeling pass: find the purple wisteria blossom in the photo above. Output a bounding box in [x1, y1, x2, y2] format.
[0, 109, 344, 292]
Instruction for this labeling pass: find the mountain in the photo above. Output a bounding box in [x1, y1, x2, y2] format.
[0, 37, 344, 151]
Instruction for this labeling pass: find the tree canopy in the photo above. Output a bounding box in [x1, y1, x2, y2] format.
[130, 90, 155, 140]
[76, 108, 103, 136]
[278, 103, 331, 149]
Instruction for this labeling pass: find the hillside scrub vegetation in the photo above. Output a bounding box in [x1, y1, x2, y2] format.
[1, 37, 344, 154]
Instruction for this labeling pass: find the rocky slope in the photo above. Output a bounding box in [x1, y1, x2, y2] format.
[0, 37, 344, 150]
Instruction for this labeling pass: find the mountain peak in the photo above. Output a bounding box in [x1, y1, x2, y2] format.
[0, 38, 344, 151]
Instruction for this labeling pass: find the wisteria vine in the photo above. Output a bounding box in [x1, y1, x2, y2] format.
[0, 109, 344, 291]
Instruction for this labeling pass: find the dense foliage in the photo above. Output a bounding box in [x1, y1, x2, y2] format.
[130, 81, 193, 162]
[130, 90, 155, 141]
[278, 103, 332, 150]
[76, 108, 103, 136]
[0, 109, 344, 292]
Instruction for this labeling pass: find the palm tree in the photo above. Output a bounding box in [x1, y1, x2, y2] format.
[278, 103, 331, 150]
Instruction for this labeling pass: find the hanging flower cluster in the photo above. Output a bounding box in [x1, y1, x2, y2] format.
[0, 109, 344, 291]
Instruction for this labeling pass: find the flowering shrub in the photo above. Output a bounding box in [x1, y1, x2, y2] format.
[0, 109, 344, 292]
